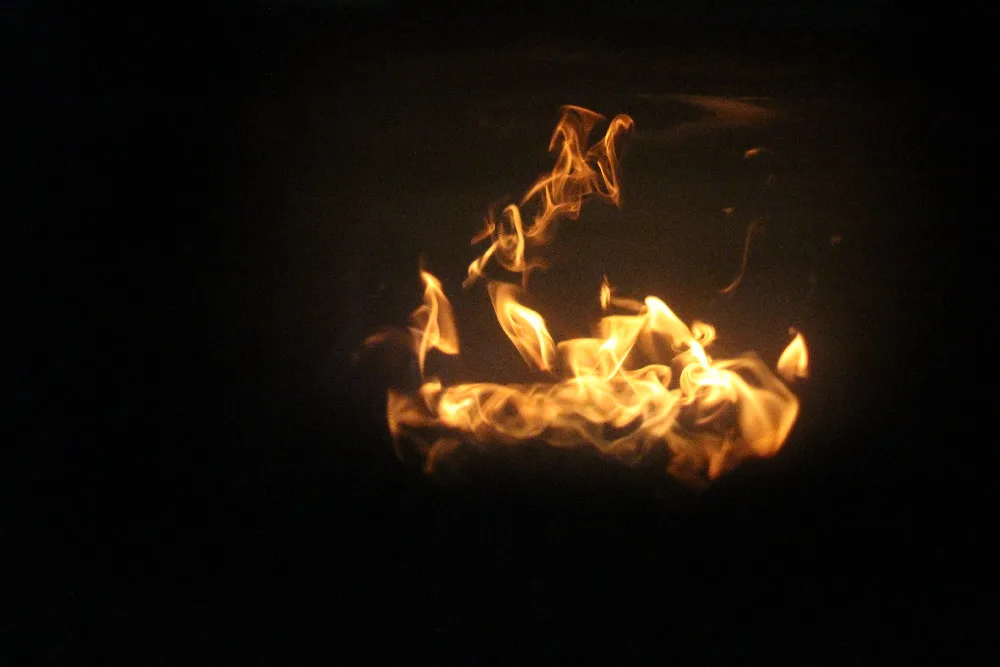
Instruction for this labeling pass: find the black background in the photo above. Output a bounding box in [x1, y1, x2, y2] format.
[11, 2, 985, 663]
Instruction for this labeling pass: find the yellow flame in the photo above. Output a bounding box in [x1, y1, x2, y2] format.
[373, 107, 807, 486]
[777, 329, 809, 383]
[488, 282, 556, 372]
[600, 274, 645, 313]
[409, 270, 459, 375]
[464, 106, 633, 288]
[390, 284, 802, 484]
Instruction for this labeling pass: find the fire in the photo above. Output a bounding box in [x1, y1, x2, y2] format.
[488, 282, 556, 372]
[777, 329, 809, 383]
[464, 106, 634, 289]
[367, 106, 808, 487]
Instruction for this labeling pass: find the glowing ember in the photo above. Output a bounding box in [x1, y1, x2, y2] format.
[366, 105, 808, 487]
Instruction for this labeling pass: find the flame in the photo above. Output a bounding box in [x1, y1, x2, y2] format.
[369, 107, 808, 486]
[464, 106, 634, 288]
[777, 329, 809, 383]
[410, 269, 460, 375]
[719, 219, 763, 295]
[488, 282, 556, 372]
[365, 268, 460, 377]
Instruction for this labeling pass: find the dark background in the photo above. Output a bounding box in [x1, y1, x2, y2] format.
[12, 2, 985, 662]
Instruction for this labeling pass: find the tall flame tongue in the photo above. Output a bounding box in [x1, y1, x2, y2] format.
[375, 106, 808, 487]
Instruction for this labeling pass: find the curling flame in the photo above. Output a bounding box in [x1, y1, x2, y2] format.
[464, 106, 634, 288]
[371, 107, 808, 487]
[410, 270, 459, 375]
[488, 282, 556, 372]
[777, 329, 809, 383]
[601, 274, 646, 313]
[719, 219, 763, 295]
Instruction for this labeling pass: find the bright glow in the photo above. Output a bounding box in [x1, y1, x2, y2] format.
[369, 106, 808, 486]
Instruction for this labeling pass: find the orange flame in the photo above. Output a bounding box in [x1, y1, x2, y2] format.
[488, 282, 556, 372]
[410, 269, 460, 375]
[777, 329, 809, 383]
[371, 107, 808, 486]
[464, 106, 634, 288]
